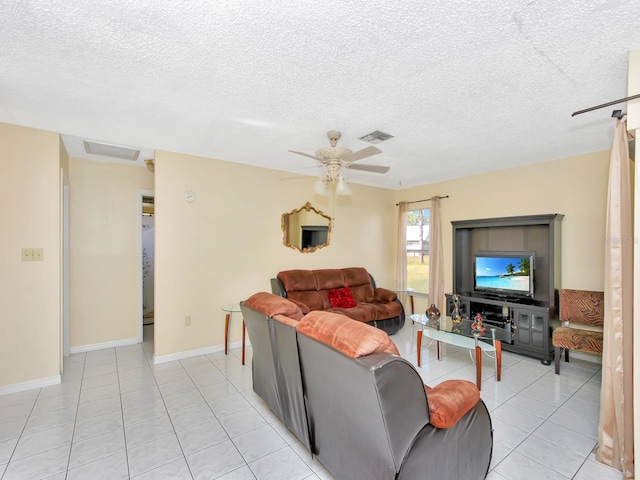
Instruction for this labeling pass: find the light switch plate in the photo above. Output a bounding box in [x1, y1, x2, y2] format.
[22, 248, 44, 261]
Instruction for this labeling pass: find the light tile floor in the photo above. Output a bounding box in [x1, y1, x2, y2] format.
[0, 322, 624, 479]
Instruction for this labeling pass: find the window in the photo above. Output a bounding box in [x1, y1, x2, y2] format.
[406, 209, 430, 293]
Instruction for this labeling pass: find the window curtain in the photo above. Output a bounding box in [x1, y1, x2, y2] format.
[428, 196, 444, 314]
[596, 119, 634, 478]
[396, 202, 409, 307]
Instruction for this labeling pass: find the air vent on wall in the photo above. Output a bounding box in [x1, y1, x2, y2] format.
[358, 130, 395, 144]
[83, 140, 141, 161]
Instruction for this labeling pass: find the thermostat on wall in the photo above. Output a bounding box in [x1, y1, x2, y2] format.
[184, 190, 196, 203]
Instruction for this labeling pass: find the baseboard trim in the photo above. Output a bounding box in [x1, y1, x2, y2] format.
[70, 337, 140, 354]
[153, 339, 250, 365]
[570, 350, 602, 365]
[0, 375, 61, 397]
[154, 345, 223, 364]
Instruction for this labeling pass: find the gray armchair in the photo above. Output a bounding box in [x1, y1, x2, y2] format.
[296, 311, 494, 480]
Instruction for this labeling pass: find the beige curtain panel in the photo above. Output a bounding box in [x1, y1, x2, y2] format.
[396, 202, 409, 307]
[596, 119, 634, 478]
[428, 196, 444, 314]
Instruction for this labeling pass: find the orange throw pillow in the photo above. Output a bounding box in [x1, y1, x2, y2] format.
[424, 380, 480, 429]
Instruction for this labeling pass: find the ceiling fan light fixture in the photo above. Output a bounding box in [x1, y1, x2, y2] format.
[314, 176, 330, 196]
[335, 174, 352, 196]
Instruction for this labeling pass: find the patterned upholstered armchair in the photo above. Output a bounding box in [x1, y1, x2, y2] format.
[552, 289, 604, 374]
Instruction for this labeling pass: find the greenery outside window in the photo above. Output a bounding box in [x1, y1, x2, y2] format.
[407, 209, 430, 294]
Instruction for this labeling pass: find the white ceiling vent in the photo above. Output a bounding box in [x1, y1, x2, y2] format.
[83, 140, 140, 161]
[358, 130, 395, 144]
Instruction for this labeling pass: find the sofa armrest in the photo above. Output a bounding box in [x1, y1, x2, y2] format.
[373, 287, 397, 303]
[424, 380, 480, 429]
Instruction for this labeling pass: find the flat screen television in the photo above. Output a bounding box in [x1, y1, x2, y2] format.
[473, 251, 535, 298]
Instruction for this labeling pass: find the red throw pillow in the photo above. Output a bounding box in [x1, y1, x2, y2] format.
[328, 287, 357, 309]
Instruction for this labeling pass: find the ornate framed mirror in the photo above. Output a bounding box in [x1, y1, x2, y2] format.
[282, 202, 332, 253]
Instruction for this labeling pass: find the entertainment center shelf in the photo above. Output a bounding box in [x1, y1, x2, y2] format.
[448, 214, 563, 364]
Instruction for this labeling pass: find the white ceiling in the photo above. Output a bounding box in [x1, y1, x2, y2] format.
[1, 1, 638, 189]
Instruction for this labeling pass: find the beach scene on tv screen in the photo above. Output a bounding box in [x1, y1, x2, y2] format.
[476, 256, 531, 292]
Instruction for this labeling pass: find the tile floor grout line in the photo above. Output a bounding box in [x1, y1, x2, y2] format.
[184, 355, 282, 473]
[140, 346, 197, 479]
[1, 379, 43, 477]
[114, 346, 132, 480]
[62, 350, 87, 480]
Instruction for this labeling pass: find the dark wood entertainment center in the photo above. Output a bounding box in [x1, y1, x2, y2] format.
[446, 214, 563, 364]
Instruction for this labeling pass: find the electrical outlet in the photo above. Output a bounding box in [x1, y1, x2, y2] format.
[185, 315, 191, 326]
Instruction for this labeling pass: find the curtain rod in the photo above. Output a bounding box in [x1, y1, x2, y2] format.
[396, 195, 448, 206]
[571, 93, 640, 117]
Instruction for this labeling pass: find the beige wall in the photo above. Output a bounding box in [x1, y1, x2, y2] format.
[69, 158, 154, 348]
[396, 150, 610, 313]
[628, 49, 640, 130]
[0, 123, 62, 387]
[0, 121, 618, 384]
[153, 150, 396, 357]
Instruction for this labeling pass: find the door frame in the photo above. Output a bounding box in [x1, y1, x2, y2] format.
[61, 169, 70, 361]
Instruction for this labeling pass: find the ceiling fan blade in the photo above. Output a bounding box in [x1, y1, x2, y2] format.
[346, 163, 390, 174]
[341, 145, 382, 163]
[289, 150, 322, 161]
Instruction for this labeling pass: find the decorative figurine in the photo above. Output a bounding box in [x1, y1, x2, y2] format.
[472, 313, 486, 332]
[426, 304, 441, 323]
[451, 294, 463, 324]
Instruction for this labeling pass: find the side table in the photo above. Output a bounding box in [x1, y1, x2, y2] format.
[221, 304, 246, 365]
[393, 288, 415, 314]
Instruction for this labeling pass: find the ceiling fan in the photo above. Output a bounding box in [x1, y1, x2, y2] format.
[289, 131, 390, 196]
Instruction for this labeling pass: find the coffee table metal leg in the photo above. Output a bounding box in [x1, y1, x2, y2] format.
[475, 345, 482, 390]
[495, 340, 502, 381]
[436, 340, 441, 360]
[241, 321, 246, 365]
[417, 330, 423, 367]
[224, 313, 231, 355]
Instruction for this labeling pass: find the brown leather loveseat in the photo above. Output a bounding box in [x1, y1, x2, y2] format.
[270, 267, 405, 334]
[241, 292, 493, 480]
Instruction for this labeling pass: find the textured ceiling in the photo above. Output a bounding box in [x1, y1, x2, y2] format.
[1, 1, 638, 188]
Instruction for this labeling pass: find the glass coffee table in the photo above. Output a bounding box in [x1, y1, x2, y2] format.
[410, 314, 512, 390]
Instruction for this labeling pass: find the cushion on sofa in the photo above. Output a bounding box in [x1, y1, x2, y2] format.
[278, 269, 319, 292]
[327, 301, 402, 323]
[314, 269, 348, 290]
[244, 292, 304, 321]
[297, 311, 399, 358]
[373, 287, 398, 303]
[424, 380, 480, 429]
[278, 270, 326, 311]
[342, 267, 375, 302]
[287, 298, 311, 315]
[328, 287, 357, 308]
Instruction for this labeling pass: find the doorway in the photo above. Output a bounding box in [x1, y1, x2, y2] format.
[138, 191, 155, 343]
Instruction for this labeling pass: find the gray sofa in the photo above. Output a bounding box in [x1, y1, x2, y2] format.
[241, 292, 493, 480]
